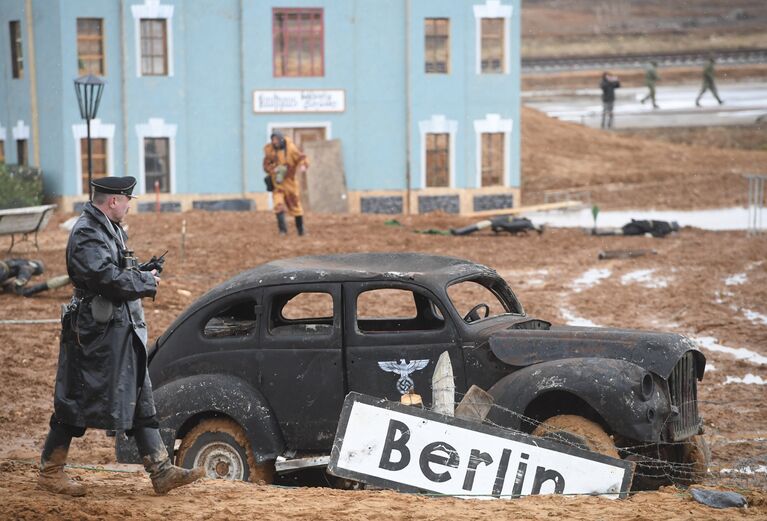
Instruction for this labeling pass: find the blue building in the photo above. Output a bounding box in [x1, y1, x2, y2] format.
[0, 0, 521, 214]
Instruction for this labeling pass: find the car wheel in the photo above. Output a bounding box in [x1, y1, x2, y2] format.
[176, 418, 274, 483]
[532, 414, 620, 459]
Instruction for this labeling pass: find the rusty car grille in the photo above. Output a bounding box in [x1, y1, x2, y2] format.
[668, 351, 700, 441]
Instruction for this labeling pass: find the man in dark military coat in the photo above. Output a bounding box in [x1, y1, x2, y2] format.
[38, 176, 204, 496]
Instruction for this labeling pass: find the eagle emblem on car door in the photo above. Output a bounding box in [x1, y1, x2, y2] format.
[377, 359, 430, 394]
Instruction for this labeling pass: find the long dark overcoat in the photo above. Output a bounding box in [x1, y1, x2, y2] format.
[54, 202, 157, 431]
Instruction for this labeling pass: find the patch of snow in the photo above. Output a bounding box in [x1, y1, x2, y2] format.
[694, 336, 767, 366]
[523, 207, 757, 231]
[620, 269, 670, 288]
[720, 466, 767, 475]
[706, 363, 716, 372]
[560, 308, 601, 328]
[743, 308, 767, 326]
[571, 268, 611, 293]
[724, 374, 767, 385]
[725, 273, 747, 286]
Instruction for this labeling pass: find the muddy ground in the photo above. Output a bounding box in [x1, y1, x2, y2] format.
[521, 0, 767, 57]
[1, 207, 766, 519]
[2, 106, 767, 518]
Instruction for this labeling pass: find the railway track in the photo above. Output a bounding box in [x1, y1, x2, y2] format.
[522, 48, 767, 73]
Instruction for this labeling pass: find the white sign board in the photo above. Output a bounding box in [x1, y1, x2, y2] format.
[328, 393, 633, 499]
[253, 89, 345, 113]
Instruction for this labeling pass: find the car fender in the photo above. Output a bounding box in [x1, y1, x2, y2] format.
[115, 374, 284, 464]
[486, 357, 671, 442]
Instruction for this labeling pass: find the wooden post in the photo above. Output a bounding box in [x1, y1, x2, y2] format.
[431, 351, 454, 416]
[455, 385, 495, 423]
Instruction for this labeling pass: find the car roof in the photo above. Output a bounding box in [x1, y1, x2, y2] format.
[192, 252, 493, 311]
[225, 252, 493, 290]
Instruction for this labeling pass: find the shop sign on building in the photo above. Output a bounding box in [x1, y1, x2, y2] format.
[253, 89, 345, 113]
[328, 393, 634, 499]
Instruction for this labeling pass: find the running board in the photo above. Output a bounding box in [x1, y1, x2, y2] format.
[274, 455, 331, 473]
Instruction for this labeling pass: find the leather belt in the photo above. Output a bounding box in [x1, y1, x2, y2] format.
[72, 288, 95, 299]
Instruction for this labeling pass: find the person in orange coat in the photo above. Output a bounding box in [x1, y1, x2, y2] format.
[263, 131, 309, 236]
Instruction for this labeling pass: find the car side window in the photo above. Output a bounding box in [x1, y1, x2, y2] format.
[356, 288, 444, 333]
[269, 291, 335, 337]
[203, 300, 258, 338]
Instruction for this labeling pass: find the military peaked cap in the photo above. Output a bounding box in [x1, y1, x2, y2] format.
[91, 176, 138, 197]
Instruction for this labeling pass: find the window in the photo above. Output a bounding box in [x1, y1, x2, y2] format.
[80, 138, 108, 193]
[16, 140, 27, 166]
[269, 291, 334, 337]
[144, 137, 170, 193]
[9, 21, 23, 79]
[480, 18, 504, 74]
[356, 288, 444, 333]
[424, 18, 449, 74]
[77, 18, 105, 75]
[0, 142, 4, 163]
[204, 301, 258, 338]
[273, 8, 323, 77]
[481, 132, 504, 186]
[140, 19, 167, 76]
[425, 133, 450, 187]
[447, 277, 522, 323]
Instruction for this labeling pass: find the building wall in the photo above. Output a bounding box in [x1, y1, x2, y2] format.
[1, 0, 521, 213]
[0, 0, 33, 166]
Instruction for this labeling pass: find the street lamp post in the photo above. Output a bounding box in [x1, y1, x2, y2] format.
[74, 75, 105, 201]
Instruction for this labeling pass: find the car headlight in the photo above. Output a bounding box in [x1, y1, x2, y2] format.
[639, 373, 654, 402]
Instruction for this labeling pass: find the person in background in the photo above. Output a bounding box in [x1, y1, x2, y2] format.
[600, 72, 621, 129]
[38, 176, 205, 496]
[696, 57, 724, 107]
[640, 61, 660, 109]
[263, 131, 309, 236]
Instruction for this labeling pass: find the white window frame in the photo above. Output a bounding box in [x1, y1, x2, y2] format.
[473, 0, 513, 75]
[418, 115, 457, 189]
[11, 120, 30, 164]
[72, 119, 116, 196]
[265, 121, 333, 144]
[474, 114, 512, 187]
[132, 0, 175, 77]
[136, 117, 177, 194]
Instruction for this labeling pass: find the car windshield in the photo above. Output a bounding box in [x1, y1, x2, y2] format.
[447, 275, 523, 323]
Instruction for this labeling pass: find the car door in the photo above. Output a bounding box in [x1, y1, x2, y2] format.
[257, 283, 344, 452]
[343, 281, 465, 407]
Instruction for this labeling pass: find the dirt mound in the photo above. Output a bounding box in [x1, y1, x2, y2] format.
[521, 106, 767, 209]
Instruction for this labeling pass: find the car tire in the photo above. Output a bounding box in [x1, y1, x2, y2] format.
[532, 414, 620, 459]
[176, 418, 274, 483]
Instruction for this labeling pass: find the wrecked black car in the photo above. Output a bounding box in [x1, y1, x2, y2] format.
[116, 253, 707, 488]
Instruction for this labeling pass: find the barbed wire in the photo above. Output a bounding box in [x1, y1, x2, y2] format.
[427, 389, 767, 489]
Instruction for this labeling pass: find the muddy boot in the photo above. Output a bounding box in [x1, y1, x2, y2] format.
[295, 215, 305, 236]
[38, 429, 86, 497]
[135, 427, 205, 495]
[276, 212, 288, 236]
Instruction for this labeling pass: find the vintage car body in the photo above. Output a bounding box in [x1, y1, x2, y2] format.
[116, 253, 705, 484]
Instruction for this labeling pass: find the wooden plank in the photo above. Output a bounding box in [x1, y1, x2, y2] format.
[454, 384, 494, 423]
[463, 200, 583, 219]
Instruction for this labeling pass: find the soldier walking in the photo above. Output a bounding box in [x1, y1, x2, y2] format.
[263, 130, 309, 236]
[640, 61, 660, 109]
[38, 176, 205, 496]
[600, 72, 621, 129]
[695, 57, 724, 107]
